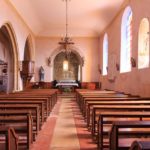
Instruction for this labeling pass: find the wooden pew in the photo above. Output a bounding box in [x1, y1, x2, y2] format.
[91, 105, 150, 137]
[0, 127, 18, 150]
[0, 95, 52, 114]
[5, 88, 58, 110]
[86, 99, 150, 126]
[76, 90, 150, 150]
[0, 89, 58, 149]
[0, 110, 33, 148]
[0, 113, 32, 150]
[129, 140, 150, 150]
[109, 121, 150, 150]
[83, 97, 150, 118]
[76, 89, 116, 103]
[0, 89, 58, 129]
[0, 100, 45, 123]
[76, 89, 118, 104]
[0, 104, 40, 135]
[0, 97, 50, 117]
[78, 93, 128, 110]
[82, 98, 149, 126]
[98, 111, 150, 150]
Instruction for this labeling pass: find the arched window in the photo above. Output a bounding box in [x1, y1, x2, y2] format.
[120, 6, 132, 73]
[103, 34, 108, 75]
[138, 18, 149, 69]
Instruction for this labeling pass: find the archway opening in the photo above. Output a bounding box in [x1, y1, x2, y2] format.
[53, 51, 81, 81]
[0, 25, 16, 93]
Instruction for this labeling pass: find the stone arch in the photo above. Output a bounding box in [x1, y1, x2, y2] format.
[50, 45, 84, 81]
[0, 22, 19, 92]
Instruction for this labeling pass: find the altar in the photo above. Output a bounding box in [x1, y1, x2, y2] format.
[56, 80, 78, 92]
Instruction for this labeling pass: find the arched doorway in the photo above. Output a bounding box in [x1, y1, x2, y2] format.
[0, 23, 19, 93]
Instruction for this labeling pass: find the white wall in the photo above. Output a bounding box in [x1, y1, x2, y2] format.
[35, 37, 99, 82]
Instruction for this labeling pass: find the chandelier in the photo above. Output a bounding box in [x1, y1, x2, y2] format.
[59, 0, 74, 58]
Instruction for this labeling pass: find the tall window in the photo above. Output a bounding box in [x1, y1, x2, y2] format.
[120, 6, 132, 73]
[138, 18, 149, 69]
[103, 34, 108, 75]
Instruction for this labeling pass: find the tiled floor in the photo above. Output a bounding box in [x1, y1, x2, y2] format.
[31, 95, 97, 150]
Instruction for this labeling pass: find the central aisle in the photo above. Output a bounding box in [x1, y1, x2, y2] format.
[31, 94, 97, 150]
[50, 98, 80, 149]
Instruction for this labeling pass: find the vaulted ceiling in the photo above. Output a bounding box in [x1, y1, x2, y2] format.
[8, 0, 126, 37]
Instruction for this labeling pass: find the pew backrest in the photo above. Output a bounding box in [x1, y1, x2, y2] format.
[110, 121, 150, 150]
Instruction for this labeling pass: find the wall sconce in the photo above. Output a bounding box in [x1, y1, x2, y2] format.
[106, 66, 108, 73]
[47, 56, 51, 66]
[131, 57, 136, 67]
[98, 68, 102, 74]
[98, 64, 102, 74]
[116, 63, 120, 71]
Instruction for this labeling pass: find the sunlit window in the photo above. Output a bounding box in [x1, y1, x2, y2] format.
[120, 6, 132, 73]
[138, 18, 149, 69]
[103, 34, 108, 75]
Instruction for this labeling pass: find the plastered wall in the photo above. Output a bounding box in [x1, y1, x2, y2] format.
[35, 37, 99, 82]
[0, 0, 35, 91]
[99, 0, 150, 96]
